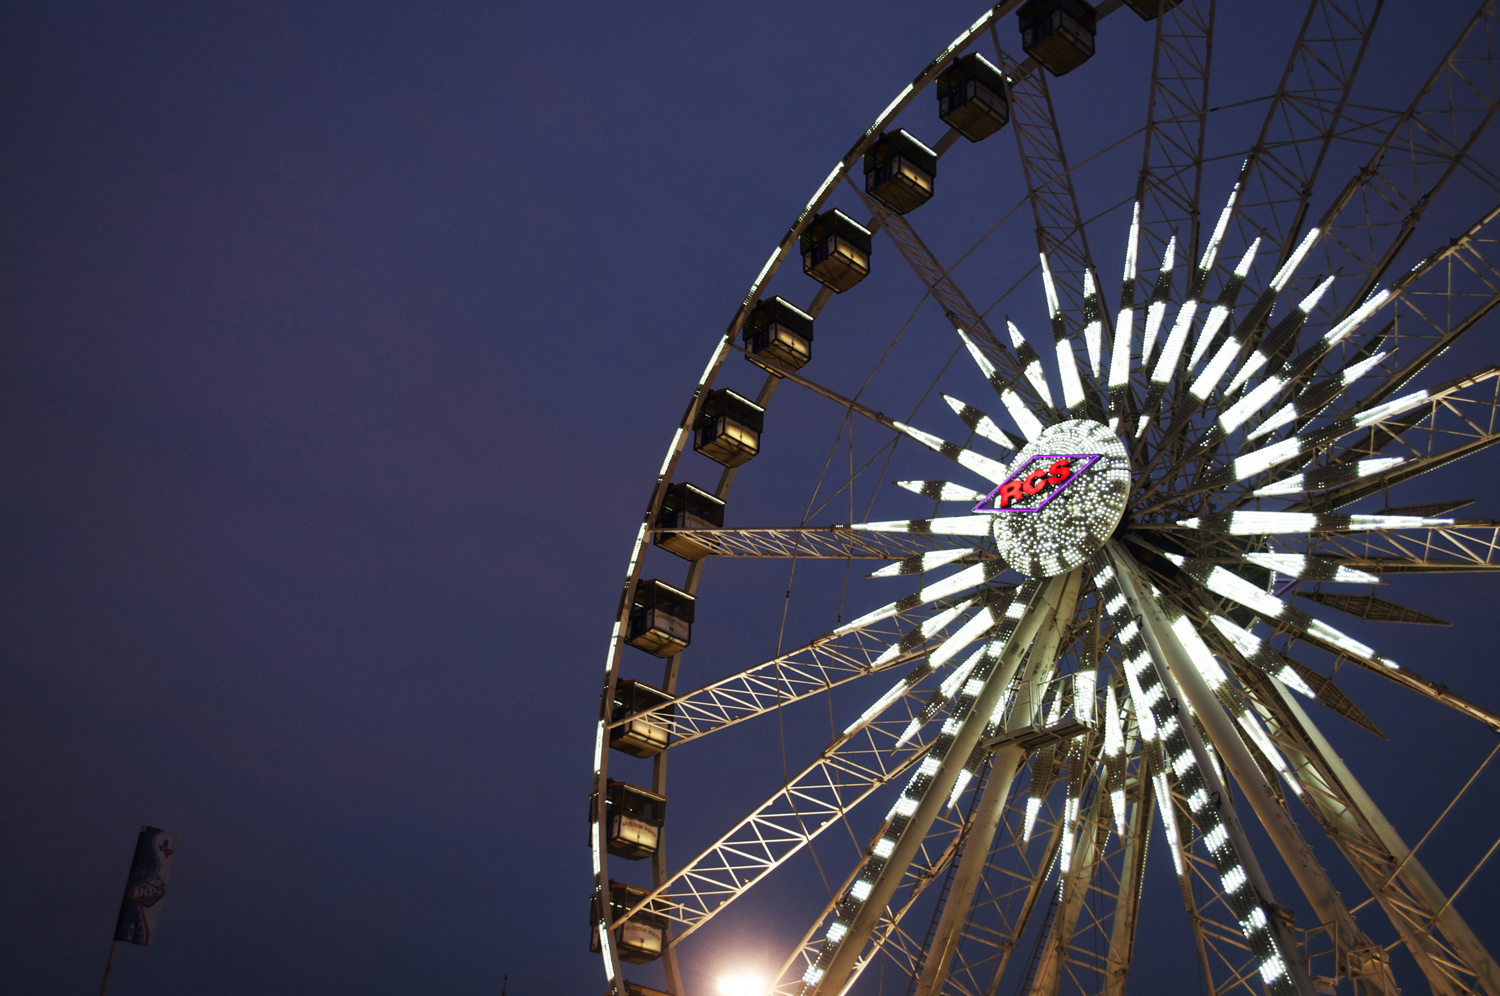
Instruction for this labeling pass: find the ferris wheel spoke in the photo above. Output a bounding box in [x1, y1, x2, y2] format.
[1163, 550, 1500, 729]
[891, 420, 1013, 485]
[943, 395, 1020, 453]
[1305, 3, 1500, 340]
[853, 189, 1050, 416]
[992, 42, 1107, 350]
[1246, 673, 1500, 996]
[1136, 580, 1405, 994]
[1094, 545, 1316, 995]
[629, 696, 950, 944]
[1227, 0, 1380, 285]
[620, 598, 987, 749]
[849, 516, 997, 537]
[649, 525, 997, 560]
[955, 328, 1047, 440]
[1136, 0, 1216, 270]
[911, 577, 1087, 996]
[795, 575, 1072, 996]
[1302, 521, 1500, 574]
[1134, 183, 1241, 439]
[1346, 204, 1500, 411]
[1002, 320, 1060, 417]
[1039, 253, 1092, 418]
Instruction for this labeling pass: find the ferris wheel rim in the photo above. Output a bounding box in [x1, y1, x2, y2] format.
[591, 3, 1500, 995]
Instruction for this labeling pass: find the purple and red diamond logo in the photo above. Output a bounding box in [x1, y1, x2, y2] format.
[973, 454, 1102, 513]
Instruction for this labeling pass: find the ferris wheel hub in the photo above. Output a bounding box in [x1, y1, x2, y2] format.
[979, 419, 1131, 577]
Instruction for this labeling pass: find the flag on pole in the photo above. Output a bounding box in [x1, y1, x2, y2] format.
[112, 826, 178, 946]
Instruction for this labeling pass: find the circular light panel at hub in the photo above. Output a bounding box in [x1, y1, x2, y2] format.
[978, 420, 1131, 577]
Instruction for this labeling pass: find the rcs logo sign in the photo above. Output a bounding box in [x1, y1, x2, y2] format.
[973, 453, 1102, 513]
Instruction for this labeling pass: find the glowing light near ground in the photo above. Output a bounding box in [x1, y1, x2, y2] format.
[719, 976, 766, 996]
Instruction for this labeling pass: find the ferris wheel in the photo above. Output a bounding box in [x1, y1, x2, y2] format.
[588, 3, 1500, 996]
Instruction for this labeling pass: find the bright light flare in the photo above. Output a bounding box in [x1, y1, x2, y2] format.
[719, 976, 766, 996]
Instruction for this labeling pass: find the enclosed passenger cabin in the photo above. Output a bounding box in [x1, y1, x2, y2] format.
[598, 780, 667, 860]
[694, 389, 764, 468]
[801, 209, 872, 293]
[1019, 0, 1097, 76]
[615, 985, 672, 996]
[937, 53, 1010, 142]
[625, 579, 695, 657]
[743, 296, 815, 371]
[610, 679, 674, 757]
[1122, 0, 1178, 18]
[590, 882, 667, 964]
[864, 130, 937, 215]
[655, 483, 725, 562]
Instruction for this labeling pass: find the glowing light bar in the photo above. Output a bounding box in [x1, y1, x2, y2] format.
[946, 766, 974, 809]
[956, 328, 1045, 440]
[1188, 238, 1259, 372]
[938, 646, 987, 699]
[869, 547, 975, 578]
[1207, 615, 1319, 698]
[942, 394, 1019, 450]
[1246, 350, 1388, 441]
[1140, 237, 1176, 361]
[844, 666, 928, 735]
[1082, 268, 1105, 378]
[1103, 683, 1127, 835]
[1040, 253, 1088, 414]
[832, 562, 1002, 637]
[849, 516, 993, 536]
[1059, 790, 1080, 874]
[1110, 204, 1142, 423]
[1322, 288, 1393, 348]
[1236, 709, 1301, 796]
[1074, 669, 1096, 725]
[1153, 770, 1185, 876]
[1007, 320, 1057, 412]
[1169, 614, 1230, 689]
[1239, 553, 1380, 585]
[1224, 275, 1336, 396]
[869, 598, 976, 667]
[1271, 226, 1320, 292]
[928, 603, 1002, 669]
[1196, 182, 1240, 276]
[1172, 557, 1403, 672]
[892, 421, 1011, 484]
[1172, 511, 1452, 534]
[1253, 457, 1406, 496]
[895, 479, 987, 503]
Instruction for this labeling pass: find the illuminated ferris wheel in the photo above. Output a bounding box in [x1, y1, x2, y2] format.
[589, 3, 1500, 996]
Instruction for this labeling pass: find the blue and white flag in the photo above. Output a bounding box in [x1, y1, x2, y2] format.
[113, 826, 178, 947]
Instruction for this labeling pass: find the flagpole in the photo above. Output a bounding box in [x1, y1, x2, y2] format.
[99, 940, 118, 996]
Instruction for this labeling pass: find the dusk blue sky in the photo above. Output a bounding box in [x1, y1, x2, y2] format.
[2, 2, 1498, 994]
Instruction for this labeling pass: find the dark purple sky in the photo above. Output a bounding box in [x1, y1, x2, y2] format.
[1, 2, 1498, 994]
